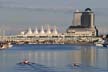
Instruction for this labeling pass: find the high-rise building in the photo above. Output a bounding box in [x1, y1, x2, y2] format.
[67, 8, 98, 36]
[73, 8, 95, 28]
[73, 9, 82, 26]
[81, 8, 95, 28]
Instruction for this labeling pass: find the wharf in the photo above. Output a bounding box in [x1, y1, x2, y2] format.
[0, 35, 99, 44]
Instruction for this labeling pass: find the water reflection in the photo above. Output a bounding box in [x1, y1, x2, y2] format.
[81, 46, 96, 67]
[96, 48, 108, 69]
[18, 51, 73, 67]
[0, 45, 108, 72]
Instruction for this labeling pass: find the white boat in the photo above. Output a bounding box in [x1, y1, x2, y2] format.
[96, 43, 107, 47]
[17, 60, 35, 65]
[95, 43, 103, 46]
[95, 39, 107, 47]
[0, 42, 13, 50]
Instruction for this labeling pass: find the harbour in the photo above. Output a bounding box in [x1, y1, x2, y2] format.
[0, 1, 108, 72]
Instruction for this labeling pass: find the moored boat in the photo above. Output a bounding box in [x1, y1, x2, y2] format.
[95, 39, 108, 47]
[0, 42, 13, 50]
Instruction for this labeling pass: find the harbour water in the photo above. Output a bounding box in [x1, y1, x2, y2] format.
[0, 44, 108, 72]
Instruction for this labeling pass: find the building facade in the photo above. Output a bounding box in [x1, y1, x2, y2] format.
[73, 9, 82, 26]
[67, 8, 98, 37]
[73, 8, 95, 28]
[81, 8, 95, 28]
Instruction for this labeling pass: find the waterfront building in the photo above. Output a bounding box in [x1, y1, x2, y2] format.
[67, 8, 98, 37]
[52, 26, 58, 35]
[46, 25, 51, 34]
[67, 26, 97, 36]
[33, 27, 39, 35]
[81, 8, 95, 28]
[18, 25, 59, 36]
[73, 8, 95, 28]
[40, 26, 45, 35]
[25, 27, 33, 36]
[0, 8, 100, 43]
[73, 9, 82, 26]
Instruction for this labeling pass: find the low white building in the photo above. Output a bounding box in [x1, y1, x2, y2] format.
[67, 26, 97, 37]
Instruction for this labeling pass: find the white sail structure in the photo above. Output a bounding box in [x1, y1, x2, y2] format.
[19, 25, 59, 36]
[40, 26, 45, 34]
[20, 31, 25, 35]
[26, 27, 33, 35]
[53, 26, 58, 34]
[47, 25, 51, 34]
[33, 27, 39, 35]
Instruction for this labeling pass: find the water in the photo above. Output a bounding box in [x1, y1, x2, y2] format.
[0, 44, 108, 72]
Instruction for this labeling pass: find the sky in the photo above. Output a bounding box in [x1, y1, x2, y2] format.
[0, 0, 108, 9]
[0, 0, 108, 35]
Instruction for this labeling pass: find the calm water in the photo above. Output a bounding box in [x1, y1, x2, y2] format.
[0, 44, 108, 72]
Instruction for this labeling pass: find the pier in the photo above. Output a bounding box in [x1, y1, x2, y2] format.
[0, 34, 99, 44]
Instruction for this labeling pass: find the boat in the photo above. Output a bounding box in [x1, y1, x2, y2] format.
[17, 60, 35, 65]
[95, 39, 108, 47]
[95, 43, 107, 47]
[95, 43, 103, 46]
[0, 42, 13, 50]
[22, 60, 29, 64]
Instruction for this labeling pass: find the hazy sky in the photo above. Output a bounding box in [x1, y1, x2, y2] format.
[0, 0, 108, 9]
[0, 0, 108, 35]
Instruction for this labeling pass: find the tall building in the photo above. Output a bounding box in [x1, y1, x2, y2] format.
[67, 8, 98, 36]
[73, 8, 95, 28]
[81, 8, 95, 28]
[73, 9, 82, 26]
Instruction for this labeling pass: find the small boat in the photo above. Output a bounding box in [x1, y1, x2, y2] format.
[67, 63, 80, 68]
[96, 43, 103, 46]
[73, 63, 80, 67]
[0, 42, 13, 50]
[23, 60, 29, 64]
[95, 39, 108, 47]
[18, 60, 29, 64]
[17, 60, 35, 65]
